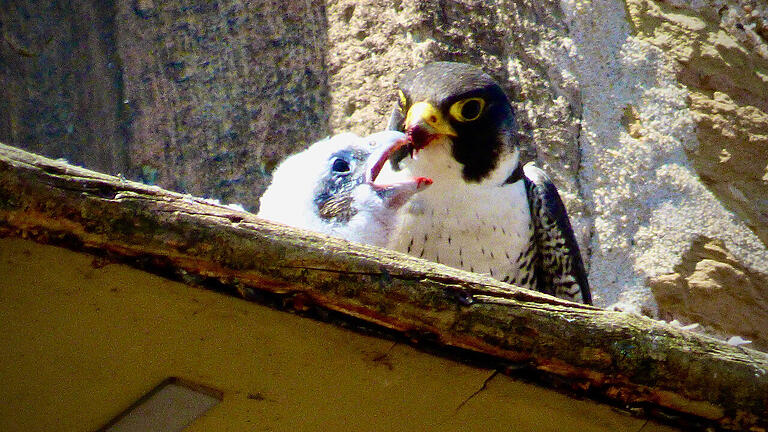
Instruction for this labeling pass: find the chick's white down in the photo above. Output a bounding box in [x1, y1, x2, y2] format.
[258, 131, 428, 247]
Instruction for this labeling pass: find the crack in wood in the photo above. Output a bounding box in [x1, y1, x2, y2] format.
[443, 370, 499, 423]
[637, 419, 650, 432]
[367, 341, 399, 371]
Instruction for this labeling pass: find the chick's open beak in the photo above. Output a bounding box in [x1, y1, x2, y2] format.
[365, 131, 432, 209]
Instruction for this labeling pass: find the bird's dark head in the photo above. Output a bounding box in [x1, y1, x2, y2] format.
[389, 62, 519, 183]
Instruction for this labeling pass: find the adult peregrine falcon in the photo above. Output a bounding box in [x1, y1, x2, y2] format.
[381, 61, 592, 304]
[258, 131, 432, 247]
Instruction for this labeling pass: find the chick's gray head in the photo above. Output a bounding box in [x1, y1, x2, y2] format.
[258, 131, 431, 246]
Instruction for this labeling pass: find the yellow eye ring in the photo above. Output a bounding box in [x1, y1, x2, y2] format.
[397, 90, 408, 112]
[449, 97, 485, 122]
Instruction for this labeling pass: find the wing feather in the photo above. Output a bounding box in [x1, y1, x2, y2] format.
[523, 163, 592, 304]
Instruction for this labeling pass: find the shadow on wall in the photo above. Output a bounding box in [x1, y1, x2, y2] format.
[0, 0, 331, 212]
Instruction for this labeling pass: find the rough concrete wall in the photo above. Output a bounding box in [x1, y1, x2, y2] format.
[327, 0, 768, 346]
[0, 0, 129, 175]
[0, 0, 329, 210]
[115, 0, 329, 208]
[652, 236, 768, 351]
[564, 0, 768, 342]
[623, 0, 768, 347]
[627, 0, 768, 249]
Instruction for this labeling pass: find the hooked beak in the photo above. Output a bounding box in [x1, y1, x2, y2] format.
[365, 131, 432, 209]
[404, 102, 457, 153]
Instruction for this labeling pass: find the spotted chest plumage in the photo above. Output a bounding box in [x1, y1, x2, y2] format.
[389, 179, 539, 291]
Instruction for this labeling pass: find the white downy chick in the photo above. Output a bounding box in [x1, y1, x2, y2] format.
[258, 131, 432, 247]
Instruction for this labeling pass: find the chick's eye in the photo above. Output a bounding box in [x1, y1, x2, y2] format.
[449, 97, 485, 122]
[331, 157, 351, 174]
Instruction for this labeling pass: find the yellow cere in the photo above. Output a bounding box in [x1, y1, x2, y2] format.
[405, 102, 457, 136]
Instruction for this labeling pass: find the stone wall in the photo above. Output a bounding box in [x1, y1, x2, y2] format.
[1, 0, 766, 347]
[1, 0, 329, 209]
[624, 0, 768, 348]
[0, 1, 128, 175]
[326, 0, 768, 348]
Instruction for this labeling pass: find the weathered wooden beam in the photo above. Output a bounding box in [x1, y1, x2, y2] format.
[1, 142, 766, 430]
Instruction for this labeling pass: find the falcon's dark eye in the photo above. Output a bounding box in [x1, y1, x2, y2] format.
[331, 157, 351, 174]
[449, 97, 485, 122]
[462, 100, 482, 119]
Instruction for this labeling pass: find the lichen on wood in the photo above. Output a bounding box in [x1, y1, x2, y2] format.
[1, 142, 767, 430]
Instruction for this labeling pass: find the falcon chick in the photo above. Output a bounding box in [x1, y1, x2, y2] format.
[381, 61, 592, 304]
[258, 131, 432, 247]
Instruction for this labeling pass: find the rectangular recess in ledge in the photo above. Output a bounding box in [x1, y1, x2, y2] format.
[98, 378, 222, 432]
